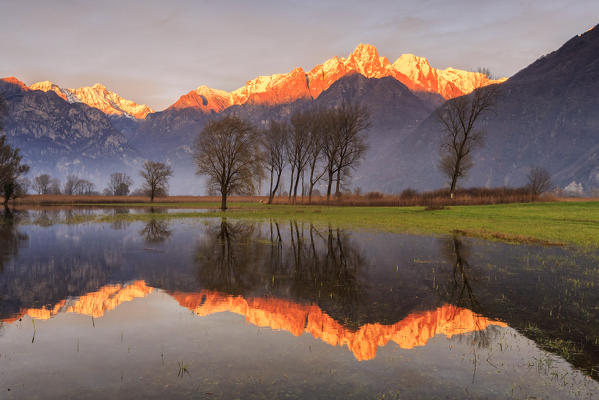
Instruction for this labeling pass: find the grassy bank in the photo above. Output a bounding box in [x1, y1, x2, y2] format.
[84, 201, 599, 248]
[8, 197, 599, 247]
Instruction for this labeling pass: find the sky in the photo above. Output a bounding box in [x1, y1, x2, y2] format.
[2, 0, 598, 110]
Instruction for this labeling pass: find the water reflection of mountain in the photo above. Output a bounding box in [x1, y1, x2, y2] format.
[173, 290, 505, 361]
[3, 280, 152, 322]
[0, 210, 598, 377]
[1, 279, 504, 361]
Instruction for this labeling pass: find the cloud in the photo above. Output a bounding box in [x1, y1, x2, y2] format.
[1, 0, 597, 110]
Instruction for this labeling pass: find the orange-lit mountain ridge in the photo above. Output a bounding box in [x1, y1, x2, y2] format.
[172, 290, 507, 361]
[2, 281, 153, 322]
[170, 44, 506, 113]
[29, 81, 154, 119]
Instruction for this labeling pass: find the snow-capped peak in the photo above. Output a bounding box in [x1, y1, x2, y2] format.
[29, 81, 153, 119]
[349, 43, 380, 61]
[169, 43, 507, 112]
[91, 83, 107, 90]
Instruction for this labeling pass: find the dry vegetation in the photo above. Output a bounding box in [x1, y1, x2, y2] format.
[272, 187, 554, 207]
[5, 187, 558, 207]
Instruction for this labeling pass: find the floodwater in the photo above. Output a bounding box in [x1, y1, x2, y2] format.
[0, 208, 598, 399]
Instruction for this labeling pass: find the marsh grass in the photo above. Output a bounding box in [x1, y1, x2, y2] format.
[177, 361, 190, 377]
[13, 200, 599, 247]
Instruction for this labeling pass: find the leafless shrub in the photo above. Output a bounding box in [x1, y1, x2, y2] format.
[526, 167, 553, 199]
[365, 191, 384, 200]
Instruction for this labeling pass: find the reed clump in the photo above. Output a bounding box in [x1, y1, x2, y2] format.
[272, 187, 552, 207]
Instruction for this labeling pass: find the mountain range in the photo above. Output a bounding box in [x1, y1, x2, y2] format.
[29, 81, 154, 119]
[1, 26, 598, 194]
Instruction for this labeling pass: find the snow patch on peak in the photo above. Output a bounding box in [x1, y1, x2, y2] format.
[351, 43, 379, 58]
[393, 54, 432, 71]
[194, 85, 231, 98]
[91, 83, 107, 90]
[30, 80, 78, 102]
[30, 81, 152, 118]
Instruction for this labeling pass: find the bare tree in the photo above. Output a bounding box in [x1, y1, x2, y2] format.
[48, 178, 61, 194]
[527, 167, 553, 199]
[18, 177, 31, 195]
[140, 161, 173, 202]
[193, 115, 263, 210]
[107, 172, 133, 196]
[63, 175, 79, 195]
[287, 111, 314, 203]
[263, 120, 288, 204]
[76, 179, 95, 195]
[64, 175, 95, 195]
[306, 110, 328, 203]
[437, 69, 499, 198]
[0, 99, 30, 205]
[0, 135, 30, 207]
[320, 103, 370, 200]
[33, 174, 51, 194]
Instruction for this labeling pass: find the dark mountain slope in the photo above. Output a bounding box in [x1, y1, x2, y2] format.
[394, 24, 599, 192]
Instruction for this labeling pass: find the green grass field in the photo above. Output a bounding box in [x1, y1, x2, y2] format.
[84, 200, 599, 248]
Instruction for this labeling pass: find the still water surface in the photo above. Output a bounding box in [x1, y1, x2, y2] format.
[0, 208, 598, 399]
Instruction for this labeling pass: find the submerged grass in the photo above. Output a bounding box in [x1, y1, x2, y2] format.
[81, 200, 599, 248]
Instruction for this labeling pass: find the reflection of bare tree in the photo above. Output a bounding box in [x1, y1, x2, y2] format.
[269, 221, 284, 276]
[277, 221, 365, 323]
[0, 209, 28, 272]
[63, 208, 97, 224]
[438, 235, 480, 312]
[438, 234, 492, 366]
[111, 219, 131, 230]
[144, 207, 167, 214]
[195, 219, 366, 312]
[109, 209, 131, 230]
[32, 210, 60, 227]
[436, 235, 495, 383]
[195, 220, 264, 293]
[140, 219, 171, 243]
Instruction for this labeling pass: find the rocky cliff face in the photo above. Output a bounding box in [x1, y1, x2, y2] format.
[29, 81, 153, 119]
[0, 77, 140, 181]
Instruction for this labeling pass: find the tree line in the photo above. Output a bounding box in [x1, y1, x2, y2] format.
[0, 85, 557, 209]
[0, 91, 372, 209]
[27, 162, 173, 202]
[194, 102, 371, 209]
